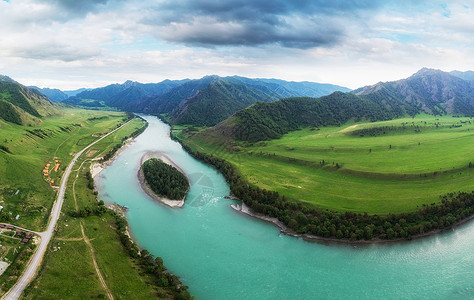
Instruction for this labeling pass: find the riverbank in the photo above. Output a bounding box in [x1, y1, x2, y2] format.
[137, 151, 189, 208]
[90, 137, 134, 179]
[230, 199, 474, 245]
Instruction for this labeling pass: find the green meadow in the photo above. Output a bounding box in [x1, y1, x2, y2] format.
[0, 107, 133, 231]
[184, 115, 474, 214]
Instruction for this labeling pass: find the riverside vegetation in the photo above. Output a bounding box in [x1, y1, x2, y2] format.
[142, 158, 189, 200]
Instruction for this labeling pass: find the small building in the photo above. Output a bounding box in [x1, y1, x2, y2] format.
[22, 239, 29, 243]
[6, 225, 14, 230]
[0, 224, 5, 228]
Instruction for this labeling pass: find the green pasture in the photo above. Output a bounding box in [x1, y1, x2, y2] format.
[0, 108, 132, 231]
[185, 115, 474, 214]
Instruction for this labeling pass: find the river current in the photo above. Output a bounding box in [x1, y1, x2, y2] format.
[96, 115, 474, 299]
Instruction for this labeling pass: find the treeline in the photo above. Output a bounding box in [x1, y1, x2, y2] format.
[231, 92, 420, 142]
[142, 158, 189, 200]
[69, 200, 108, 218]
[113, 212, 192, 300]
[179, 141, 474, 241]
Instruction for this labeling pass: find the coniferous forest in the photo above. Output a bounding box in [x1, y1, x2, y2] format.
[142, 158, 189, 200]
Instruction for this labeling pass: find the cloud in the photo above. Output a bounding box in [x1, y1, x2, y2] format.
[139, 0, 383, 48]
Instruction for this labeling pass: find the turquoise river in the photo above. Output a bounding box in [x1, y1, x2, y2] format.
[96, 116, 474, 299]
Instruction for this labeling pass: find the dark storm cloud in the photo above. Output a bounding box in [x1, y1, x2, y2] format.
[144, 0, 382, 48]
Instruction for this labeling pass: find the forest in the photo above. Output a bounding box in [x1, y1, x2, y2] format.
[142, 158, 189, 200]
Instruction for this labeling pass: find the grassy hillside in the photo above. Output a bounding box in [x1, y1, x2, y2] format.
[0, 76, 58, 125]
[180, 115, 474, 215]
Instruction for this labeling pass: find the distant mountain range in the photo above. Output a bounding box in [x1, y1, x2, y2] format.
[28, 87, 89, 102]
[57, 75, 350, 126]
[354, 68, 474, 116]
[201, 68, 474, 142]
[450, 70, 474, 82]
[0, 76, 58, 125]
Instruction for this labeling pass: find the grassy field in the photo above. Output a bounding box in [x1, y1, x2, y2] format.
[0, 108, 133, 231]
[183, 115, 474, 214]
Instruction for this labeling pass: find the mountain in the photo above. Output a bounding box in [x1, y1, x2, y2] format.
[170, 79, 282, 126]
[65, 79, 188, 108]
[199, 68, 474, 143]
[0, 76, 58, 125]
[29, 86, 69, 102]
[450, 70, 474, 82]
[128, 75, 349, 126]
[224, 76, 351, 98]
[63, 88, 89, 98]
[29, 86, 91, 101]
[202, 91, 417, 142]
[63, 75, 348, 126]
[354, 68, 474, 116]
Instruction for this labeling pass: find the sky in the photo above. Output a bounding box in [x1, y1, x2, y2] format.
[1, 0, 474, 90]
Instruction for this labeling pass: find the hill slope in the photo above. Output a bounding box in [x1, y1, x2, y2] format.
[204, 92, 419, 142]
[0, 76, 58, 125]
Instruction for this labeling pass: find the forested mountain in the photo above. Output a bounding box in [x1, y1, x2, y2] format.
[354, 68, 474, 116]
[0, 76, 58, 125]
[205, 92, 419, 142]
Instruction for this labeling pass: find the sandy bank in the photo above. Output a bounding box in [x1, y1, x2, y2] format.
[137, 151, 189, 208]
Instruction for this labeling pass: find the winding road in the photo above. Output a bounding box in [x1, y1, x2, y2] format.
[2, 120, 134, 300]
